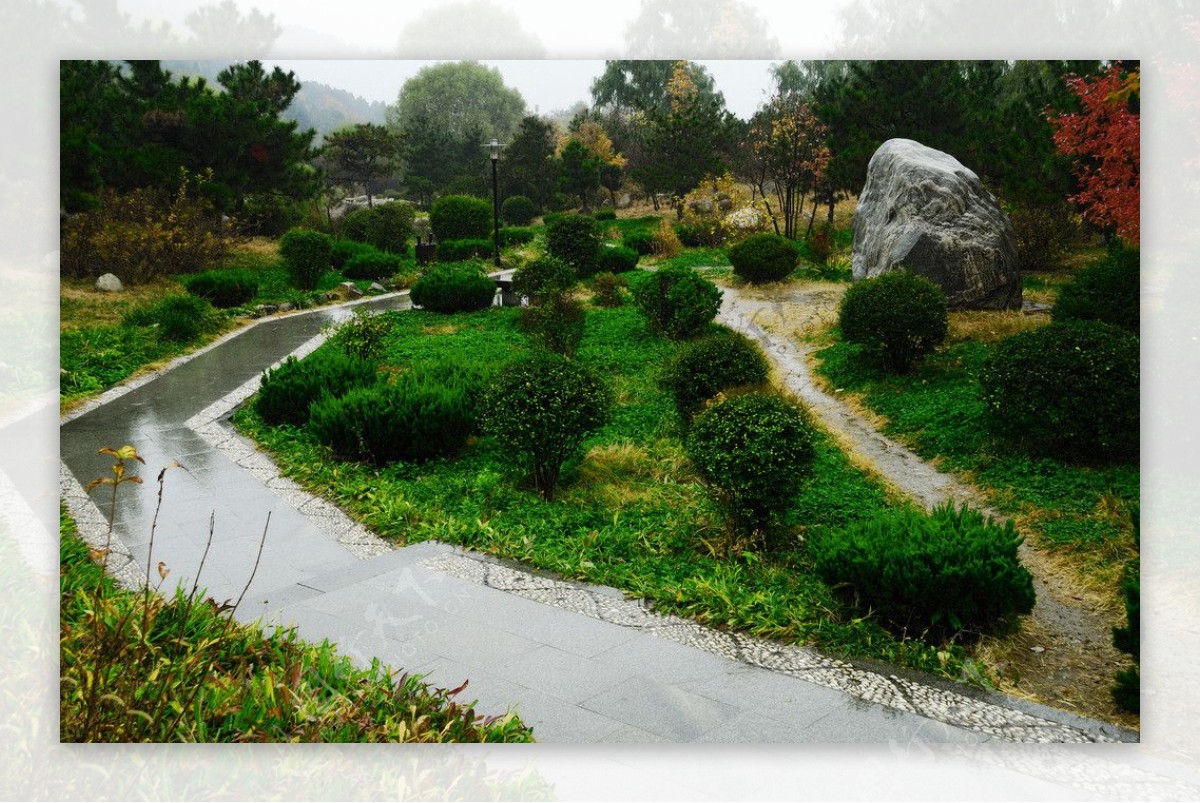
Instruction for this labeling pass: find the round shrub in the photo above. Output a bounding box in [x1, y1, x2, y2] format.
[597, 245, 639, 273]
[431, 195, 492, 241]
[686, 391, 817, 547]
[342, 249, 403, 281]
[661, 329, 771, 422]
[371, 201, 415, 253]
[838, 271, 948, 373]
[480, 352, 612, 500]
[501, 195, 537, 226]
[979, 320, 1139, 461]
[1052, 247, 1139, 333]
[309, 371, 475, 465]
[256, 350, 378, 427]
[330, 310, 392, 360]
[623, 229, 654, 256]
[594, 209, 617, 221]
[123, 294, 216, 343]
[546, 214, 601, 278]
[499, 227, 536, 247]
[437, 238, 493, 262]
[512, 256, 577, 302]
[631, 265, 723, 340]
[728, 232, 799, 283]
[331, 238, 372, 270]
[410, 264, 496, 313]
[810, 503, 1036, 641]
[183, 270, 258, 308]
[519, 296, 586, 357]
[590, 272, 628, 308]
[340, 208, 379, 245]
[279, 228, 333, 291]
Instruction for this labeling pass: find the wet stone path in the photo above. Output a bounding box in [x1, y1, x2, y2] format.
[59, 289, 1133, 743]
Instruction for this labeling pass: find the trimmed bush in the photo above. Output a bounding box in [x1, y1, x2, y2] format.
[520, 296, 586, 357]
[331, 238, 372, 270]
[501, 195, 537, 226]
[279, 228, 333, 291]
[122, 294, 217, 343]
[183, 270, 258, 308]
[371, 201, 416, 253]
[594, 209, 617, 221]
[979, 320, 1139, 461]
[546, 214, 601, 278]
[810, 503, 1036, 641]
[686, 391, 817, 547]
[342, 249, 403, 281]
[661, 329, 771, 422]
[729, 232, 799, 283]
[340, 208, 379, 245]
[437, 238, 494, 262]
[330, 310, 392, 360]
[512, 256, 576, 302]
[623, 229, 654, 256]
[480, 352, 612, 500]
[597, 244, 640, 273]
[1052, 247, 1139, 333]
[431, 195, 492, 241]
[309, 369, 476, 465]
[674, 223, 710, 248]
[838, 271, 948, 373]
[631, 265, 723, 340]
[499, 227, 536, 247]
[410, 264, 496, 313]
[256, 350, 378, 427]
[590, 272, 628, 308]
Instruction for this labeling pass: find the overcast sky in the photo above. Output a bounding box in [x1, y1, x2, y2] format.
[264, 59, 784, 120]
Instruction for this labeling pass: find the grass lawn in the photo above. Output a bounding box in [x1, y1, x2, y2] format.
[235, 301, 994, 682]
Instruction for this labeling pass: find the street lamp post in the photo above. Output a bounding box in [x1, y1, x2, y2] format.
[488, 138, 501, 268]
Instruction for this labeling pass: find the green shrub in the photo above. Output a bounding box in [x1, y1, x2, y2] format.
[590, 272, 628, 308]
[256, 351, 378, 427]
[1052, 247, 1139, 333]
[661, 329, 771, 423]
[810, 503, 1036, 641]
[979, 320, 1139, 461]
[480, 352, 612, 500]
[728, 233, 799, 284]
[372, 201, 416, 253]
[499, 227, 536, 247]
[838, 271, 948, 373]
[437, 238, 494, 262]
[501, 195, 537, 226]
[330, 310, 392, 360]
[410, 264, 496, 313]
[183, 270, 258, 308]
[512, 256, 577, 302]
[1009, 200, 1080, 272]
[342, 249, 403, 281]
[122, 294, 217, 343]
[631, 265, 723, 339]
[594, 209, 617, 221]
[340, 208, 379, 245]
[546, 213, 601, 278]
[674, 223, 709, 248]
[686, 391, 817, 547]
[431, 195, 492, 241]
[597, 245, 640, 273]
[623, 229, 654, 256]
[309, 371, 476, 465]
[520, 296, 586, 357]
[279, 228, 333, 291]
[331, 238, 372, 270]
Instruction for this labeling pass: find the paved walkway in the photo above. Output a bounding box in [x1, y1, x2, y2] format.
[60, 291, 1132, 744]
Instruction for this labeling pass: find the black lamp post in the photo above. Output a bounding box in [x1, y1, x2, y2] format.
[488, 138, 501, 268]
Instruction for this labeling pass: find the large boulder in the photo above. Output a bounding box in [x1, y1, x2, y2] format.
[95, 273, 123, 292]
[852, 139, 1021, 310]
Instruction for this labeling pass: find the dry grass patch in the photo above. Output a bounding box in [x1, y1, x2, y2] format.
[60, 277, 184, 330]
[421, 323, 463, 336]
[947, 309, 1048, 344]
[569, 440, 699, 507]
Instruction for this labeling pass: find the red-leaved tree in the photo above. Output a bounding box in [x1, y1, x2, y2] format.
[1049, 65, 1140, 244]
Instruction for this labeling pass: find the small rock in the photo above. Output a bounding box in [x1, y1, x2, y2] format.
[340, 281, 363, 298]
[277, 302, 295, 312]
[1030, 645, 1046, 654]
[368, 282, 387, 294]
[254, 303, 278, 314]
[95, 273, 123, 292]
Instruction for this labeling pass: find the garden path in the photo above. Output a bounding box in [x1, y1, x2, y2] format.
[716, 281, 1128, 727]
[58, 288, 1130, 744]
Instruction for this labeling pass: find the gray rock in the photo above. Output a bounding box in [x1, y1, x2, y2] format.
[368, 282, 387, 294]
[616, 193, 632, 209]
[852, 139, 1021, 310]
[95, 273, 123, 292]
[340, 281, 364, 298]
[254, 303, 278, 314]
[277, 302, 295, 312]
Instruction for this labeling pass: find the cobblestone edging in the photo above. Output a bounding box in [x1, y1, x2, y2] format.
[425, 551, 1129, 744]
